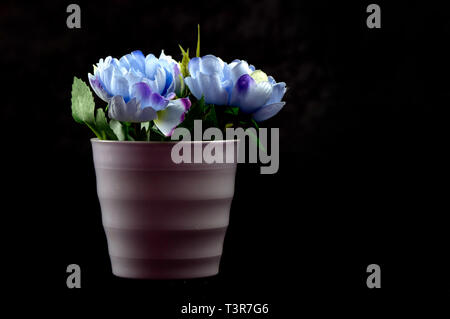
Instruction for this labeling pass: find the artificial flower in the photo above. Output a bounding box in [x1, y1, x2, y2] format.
[184, 55, 286, 121]
[88, 50, 188, 135]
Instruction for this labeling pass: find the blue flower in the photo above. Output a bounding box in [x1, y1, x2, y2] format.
[184, 55, 286, 121]
[88, 50, 190, 136]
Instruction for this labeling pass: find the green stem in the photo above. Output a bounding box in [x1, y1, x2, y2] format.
[124, 123, 130, 140]
[134, 122, 142, 140]
[84, 121, 102, 139]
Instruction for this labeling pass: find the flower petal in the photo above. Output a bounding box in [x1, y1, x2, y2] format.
[99, 64, 115, 94]
[149, 92, 170, 111]
[268, 75, 276, 85]
[252, 102, 285, 122]
[130, 82, 153, 107]
[131, 81, 170, 111]
[199, 55, 225, 75]
[266, 82, 287, 104]
[200, 73, 230, 105]
[88, 73, 112, 102]
[153, 66, 167, 95]
[230, 74, 272, 113]
[162, 71, 174, 96]
[110, 69, 130, 101]
[166, 92, 176, 100]
[123, 73, 143, 92]
[229, 60, 253, 83]
[130, 50, 146, 71]
[184, 76, 201, 99]
[188, 57, 201, 77]
[172, 63, 183, 95]
[108, 95, 157, 123]
[154, 98, 191, 136]
[144, 54, 158, 78]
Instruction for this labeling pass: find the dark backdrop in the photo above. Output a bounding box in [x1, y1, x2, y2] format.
[2, 0, 448, 316]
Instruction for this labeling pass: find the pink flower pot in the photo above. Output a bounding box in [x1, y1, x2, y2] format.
[91, 139, 238, 279]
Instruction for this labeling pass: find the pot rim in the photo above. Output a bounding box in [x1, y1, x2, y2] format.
[91, 138, 239, 145]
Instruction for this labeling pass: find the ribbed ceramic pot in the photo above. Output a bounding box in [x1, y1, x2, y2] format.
[91, 139, 238, 279]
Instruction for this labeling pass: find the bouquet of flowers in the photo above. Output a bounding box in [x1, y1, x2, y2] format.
[71, 26, 287, 141]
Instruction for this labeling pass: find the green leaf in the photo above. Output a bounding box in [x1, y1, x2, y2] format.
[224, 106, 239, 116]
[140, 122, 150, 141]
[203, 104, 218, 128]
[179, 45, 190, 78]
[196, 24, 201, 58]
[198, 95, 207, 113]
[141, 122, 150, 132]
[124, 123, 138, 141]
[110, 119, 126, 141]
[95, 109, 118, 140]
[150, 125, 167, 141]
[189, 96, 205, 119]
[178, 74, 186, 97]
[122, 122, 136, 141]
[71, 77, 95, 126]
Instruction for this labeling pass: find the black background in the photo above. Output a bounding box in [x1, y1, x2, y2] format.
[2, 0, 448, 316]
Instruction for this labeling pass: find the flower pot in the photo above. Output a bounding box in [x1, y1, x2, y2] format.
[91, 139, 238, 279]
